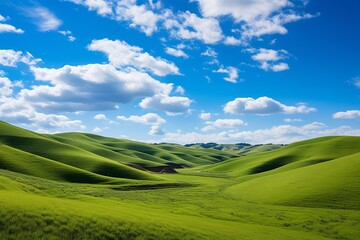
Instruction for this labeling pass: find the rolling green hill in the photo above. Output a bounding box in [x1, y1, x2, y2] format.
[184, 142, 283, 155]
[0, 121, 238, 183]
[186, 136, 360, 210]
[0, 121, 359, 240]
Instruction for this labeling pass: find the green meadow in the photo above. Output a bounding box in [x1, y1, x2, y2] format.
[0, 121, 359, 240]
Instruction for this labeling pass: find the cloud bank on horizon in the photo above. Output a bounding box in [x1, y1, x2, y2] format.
[0, 0, 359, 144]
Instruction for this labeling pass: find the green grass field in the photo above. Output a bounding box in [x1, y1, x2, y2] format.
[0, 121, 359, 239]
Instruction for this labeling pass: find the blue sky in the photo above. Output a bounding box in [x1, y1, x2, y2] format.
[0, 0, 359, 144]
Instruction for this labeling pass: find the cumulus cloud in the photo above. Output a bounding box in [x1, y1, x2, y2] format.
[165, 11, 224, 44]
[175, 86, 185, 95]
[201, 47, 218, 65]
[66, 0, 113, 16]
[25, 63, 172, 112]
[352, 76, 360, 89]
[58, 30, 76, 41]
[333, 110, 360, 119]
[0, 15, 24, 34]
[93, 127, 103, 133]
[139, 94, 192, 115]
[66, 0, 315, 45]
[202, 118, 246, 132]
[165, 47, 188, 58]
[178, 11, 223, 44]
[271, 62, 289, 72]
[0, 40, 190, 129]
[115, 0, 159, 36]
[24, 6, 62, 31]
[242, 12, 316, 39]
[0, 50, 41, 67]
[215, 66, 239, 83]
[0, 76, 14, 97]
[149, 125, 165, 135]
[251, 48, 289, 72]
[162, 123, 360, 144]
[0, 73, 83, 129]
[284, 118, 303, 123]
[117, 113, 165, 125]
[195, 0, 316, 40]
[224, 36, 241, 46]
[199, 112, 211, 120]
[224, 97, 316, 115]
[94, 114, 107, 120]
[67, 0, 158, 35]
[88, 39, 179, 76]
[0, 98, 83, 129]
[195, 0, 289, 22]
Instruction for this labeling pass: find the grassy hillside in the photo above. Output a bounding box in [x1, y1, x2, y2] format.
[51, 132, 237, 168]
[185, 142, 283, 155]
[0, 121, 237, 183]
[186, 136, 360, 210]
[0, 121, 359, 240]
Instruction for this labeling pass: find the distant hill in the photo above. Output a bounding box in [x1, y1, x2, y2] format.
[186, 136, 360, 210]
[0, 121, 238, 183]
[184, 142, 283, 155]
[0, 120, 359, 239]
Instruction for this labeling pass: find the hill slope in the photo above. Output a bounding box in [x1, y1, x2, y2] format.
[186, 136, 360, 210]
[0, 121, 359, 240]
[0, 121, 237, 183]
[185, 142, 283, 155]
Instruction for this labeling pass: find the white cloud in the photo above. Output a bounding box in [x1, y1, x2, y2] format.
[271, 62, 289, 72]
[162, 123, 360, 144]
[0, 75, 83, 130]
[224, 97, 316, 115]
[215, 66, 238, 83]
[175, 86, 185, 95]
[195, 0, 316, 40]
[58, 30, 76, 41]
[199, 112, 211, 120]
[284, 118, 303, 123]
[242, 13, 316, 39]
[115, 0, 159, 36]
[25, 63, 172, 112]
[252, 48, 283, 61]
[201, 47, 218, 65]
[333, 110, 360, 119]
[224, 36, 241, 46]
[68, 36, 76, 41]
[0, 50, 41, 67]
[117, 113, 165, 125]
[196, 0, 289, 22]
[66, 0, 113, 16]
[139, 94, 192, 115]
[24, 6, 62, 31]
[201, 47, 217, 58]
[167, 11, 224, 44]
[251, 48, 289, 72]
[352, 76, 360, 89]
[67, 0, 159, 35]
[165, 47, 188, 58]
[149, 125, 165, 135]
[202, 118, 246, 132]
[0, 76, 14, 97]
[94, 113, 107, 120]
[302, 122, 326, 130]
[93, 127, 103, 133]
[0, 15, 24, 34]
[0, 98, 83, 129]
[88, 39, 179, 76]
[148, 0, 162, 10]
